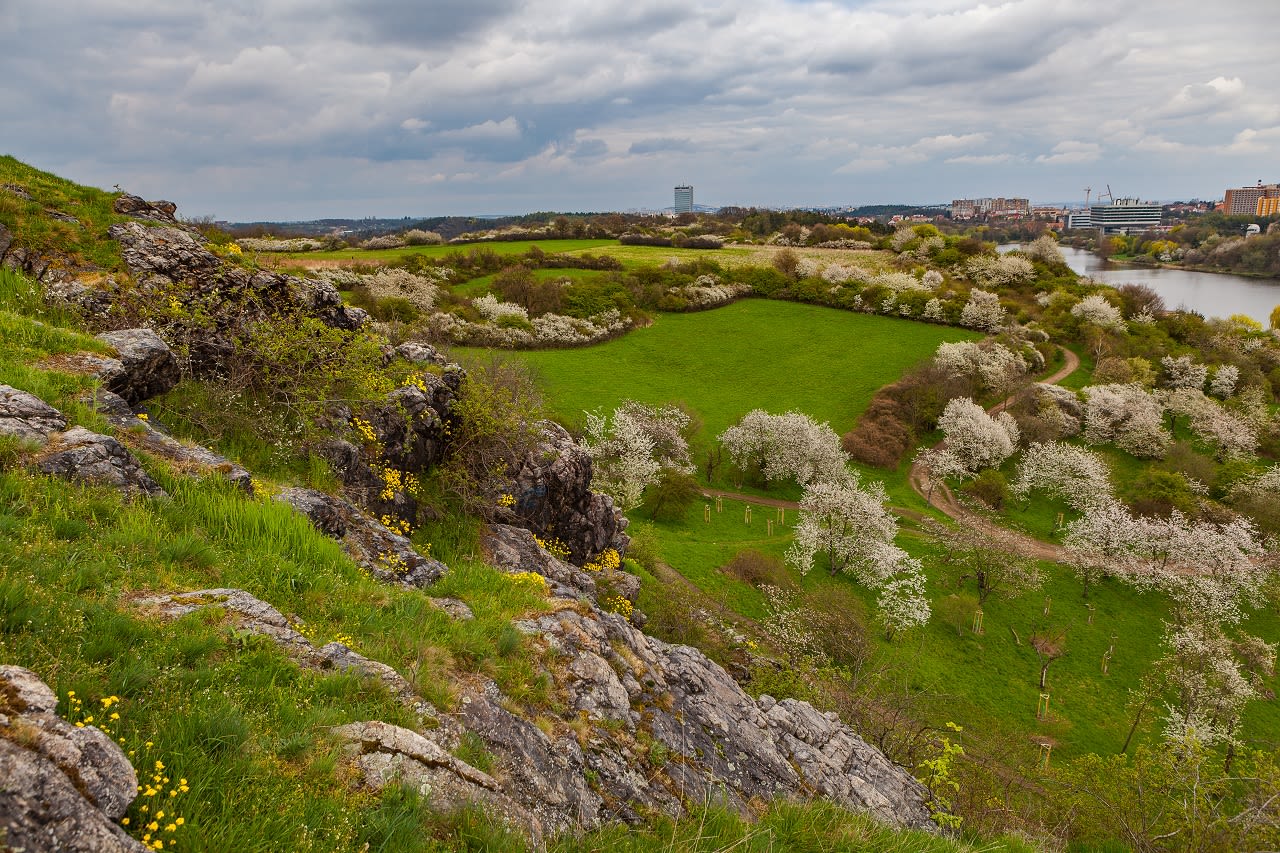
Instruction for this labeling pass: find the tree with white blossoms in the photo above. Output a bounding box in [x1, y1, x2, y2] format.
[581, 401, 693, 510]
[1080, 383, 1170, 458]
[1010, 441, 1112, 512]
[933, 340, 1027, 397]
[1159, 354, 1208, 390]
[936, 397, 1019, 476]
[786, 476, 899, 579]
[786, 476, 930, 640]
[914, 445, 969, 503]
[965, 254, 1036, 288]
[719, 410, 849, 487]
[1070, 294, 1126, 332]
[1208, 364, 1240, 398]
[1061, 497, 1139, 597]
[959, 289, 1006, 331]
[922, 298, 945, 322]
[1022, 234, 1066, 266]
[876, 566, 931, 640]
[1160, 387, 1258, 461]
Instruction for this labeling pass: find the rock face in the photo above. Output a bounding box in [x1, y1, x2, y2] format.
[472, 538, 937, 836]
[95, 329, 180, 404]
[275, 487, 448, 587]
[0, 384, 67, 443]
[506, 422, 629, 564]
[0, 666, 147, 853]
[35, 427, 166, 498]
[87, 390, 252, 491]
[107, 221, 366, 344]
[111, 193, 178, 223]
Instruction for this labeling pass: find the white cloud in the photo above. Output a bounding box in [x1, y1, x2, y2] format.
[1035, 141, 1103, 165]
[435, 117, 522, 141]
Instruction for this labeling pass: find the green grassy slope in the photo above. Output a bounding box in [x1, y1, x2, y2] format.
[482, 299, 979, 440]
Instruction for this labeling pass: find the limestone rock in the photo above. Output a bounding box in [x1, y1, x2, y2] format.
[482, 523, 598, 602]
[275, 487, 448, 587]
[335, 720, 541, 841]
[506, 421, 629, 564]
[428, 597, 475, 621]
[112, 193, 178, 223]
[96, 328, 180, 404]
[395, 341, 448, 366]
[88, 390, 252, 490]
[0, 384, 67, 443]
[0, 666, 146, 852]
[35, 427, 166, 498]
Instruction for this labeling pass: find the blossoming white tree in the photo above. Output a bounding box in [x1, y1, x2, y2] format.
[966, 254, 1035, 288]
[1160, 355, 1208, 390]
[1208, 364, 1240, 398]
[933, 340, 1028, 396]
[719, 410, 849, 487]
[1071, 294, 1126, 332]
[1010, 441, 1112, 512]
[936, 397, 1019, 475]
[786, 476, 931, 639]
[581, 401, 693, 509]
[959, 289, 1006, 331]
[1081, 383, 1170, 458]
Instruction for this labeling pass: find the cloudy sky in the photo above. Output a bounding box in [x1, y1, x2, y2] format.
[4, 0, 1277, 220]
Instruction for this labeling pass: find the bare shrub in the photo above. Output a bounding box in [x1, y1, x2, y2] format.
[722, 549, 793, 589]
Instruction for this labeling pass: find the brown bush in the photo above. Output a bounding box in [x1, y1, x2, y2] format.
[843, 402, 912, 469]
[721, 549, 793, 589]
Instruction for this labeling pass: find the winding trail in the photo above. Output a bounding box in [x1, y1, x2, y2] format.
[907, 346, 1080, 562]
[695, 348, 1082, 563]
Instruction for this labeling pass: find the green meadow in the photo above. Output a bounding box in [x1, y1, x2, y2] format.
[481, 299, 979, 440]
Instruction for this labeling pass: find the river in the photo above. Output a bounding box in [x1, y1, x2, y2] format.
[1000, 245, 1280, 324]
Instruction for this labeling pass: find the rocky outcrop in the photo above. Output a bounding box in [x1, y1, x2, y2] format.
[504, 422, 629, 564]
[95, 329, 180, 404]
[334, 721, 541, 839]
[275, 487, 448, 587]
[35, 427, 166, 498]
[0, 666, 147, 853]
[0, 384, 67, 443]
[138, 589, 423, 710]
[395, 341, 449, 367]
[112, 193, 178, 224]
[88, 390, 252, 491]
[466, 538, 937, 836]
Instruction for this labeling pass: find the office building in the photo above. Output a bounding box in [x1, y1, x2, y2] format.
[674, 185, 694, 214]
[1087, 198, 1162, 234]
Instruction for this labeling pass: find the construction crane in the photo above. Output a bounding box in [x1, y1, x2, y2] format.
[1083, 186, 1091, 209]
[1101, 184, 1115, 204]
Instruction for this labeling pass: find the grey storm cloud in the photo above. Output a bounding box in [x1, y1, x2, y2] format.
[1, 0, 1277, 218]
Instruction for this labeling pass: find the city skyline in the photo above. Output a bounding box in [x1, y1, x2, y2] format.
[3, 1, 1277, 220]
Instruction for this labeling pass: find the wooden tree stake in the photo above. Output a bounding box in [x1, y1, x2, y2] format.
[704, 504, 711, 523]
[1036, 693, 1051, 721]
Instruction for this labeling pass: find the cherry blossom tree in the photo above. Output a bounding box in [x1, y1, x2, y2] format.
[966, 254, 1035, 288]
[786, 476, 899, 579]
[1160, 354, 1208, 390]
[936, 397, 1019, 475]
[959, 289, 1006, 331]
[933, 340, 1027, 396]
[1061, 497, 1141, 597]
[787, 477, 931, 640]
[582, 401, 693, 509]
[1161, 387, 1258, 461]
[1208, 364, 1240, 398]
[1010, 441, 1113, 511]
[1081, 383, 1170, 458]
[1071, 293, 1126, 332]
[719, 409, 849, 487]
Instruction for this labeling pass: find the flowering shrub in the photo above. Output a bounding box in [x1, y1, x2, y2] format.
[236, 237, 324, 252]
[720, 410, 849, 487]
[584, 548, 621, 573]
[604, 595, 634, 619]
[430, 307, 630, 349]
[507, 571, 548, 591]
[965, 254, 1035, 288]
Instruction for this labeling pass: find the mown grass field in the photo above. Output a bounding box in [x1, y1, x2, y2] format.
[478, 299, 978, 442]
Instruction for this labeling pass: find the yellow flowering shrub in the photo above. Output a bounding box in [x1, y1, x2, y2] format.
[583, 548, 620, 573]
[507, 571, 548, 592]
[603, 595, 634, 620]
[532, 535, 571, 561]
